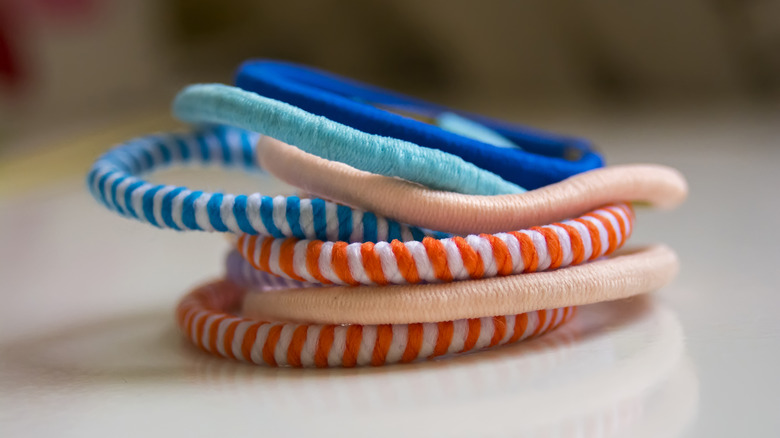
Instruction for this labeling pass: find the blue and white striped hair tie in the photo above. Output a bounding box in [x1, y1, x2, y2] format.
[86, 124, 447, 242]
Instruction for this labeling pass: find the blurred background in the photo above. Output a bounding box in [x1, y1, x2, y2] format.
[0, 0, 778, 158]
[2, 3, 779, 436]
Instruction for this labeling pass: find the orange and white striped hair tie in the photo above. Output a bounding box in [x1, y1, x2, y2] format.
[176, 279, 576, 368]
[234, 203, 634, 286]
[256, 136, 688, 235]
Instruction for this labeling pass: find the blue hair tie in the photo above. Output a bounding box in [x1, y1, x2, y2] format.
[234, 60, 604, 190]
[172, 84, 523, 196]
[86, 124, 447, 242]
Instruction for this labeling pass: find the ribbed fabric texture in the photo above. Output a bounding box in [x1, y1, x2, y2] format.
[236, 244, 678, 325]
[172, 84, 525, 196]
[257, 136, 688, 235]
[235, 59, 604, 189]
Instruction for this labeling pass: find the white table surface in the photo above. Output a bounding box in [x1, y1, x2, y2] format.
[1, 108, 778, 437]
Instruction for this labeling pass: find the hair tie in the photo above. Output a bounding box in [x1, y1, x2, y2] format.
[233, 203, 633, 286]
[86, 124, 445, 242]
[257, 135, 688, 235]
[176, 279, 575, 368]
[173, 84, 529, 196]
[234, 244, 678, 325]
[234, 60, 603, 190]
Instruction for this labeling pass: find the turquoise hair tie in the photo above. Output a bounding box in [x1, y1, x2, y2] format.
[86, 124, 446, 242]
[172, 84, 525, 196]
[234, 60, 604, 190]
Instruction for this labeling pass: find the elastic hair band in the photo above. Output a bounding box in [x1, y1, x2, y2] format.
[234, 203, 633, 286]
[176, 279, 575, 368]
[234, 60, 603, 189]
[86, 125, 445, 242]
[237, 244, 678, 325]
[172, 84, 525, 196]
[257, 135, 688, 235]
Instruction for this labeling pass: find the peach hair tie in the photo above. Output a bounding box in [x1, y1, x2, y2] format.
[236, 244, 679, 325]
[256, 136, 688, 235]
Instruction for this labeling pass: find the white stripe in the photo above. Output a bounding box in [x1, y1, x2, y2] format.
[204, 132, 223, 164]
[447, 319, 468, 354]
[200, 314, 221, 352]
[405, 241, 435, 282]
[521, 229, 550, 271]
[250, 323, 274, 364]
[474, 317, 495, 350]
[108, 150, 135, 171]
[220, 194, 238, 233]
[293, 239, 317, 282]
[467, 235, 496, 276]
[100, 172, 122, 210]
[193, 192, 215, 231]
[501, 315, 516, 344]
[230, 321, 253, 361]
[170, 189, 190, 230]
[610, 205, 631, 235]
[214, 318, 235, 357]
[317, 243, 344, 284]
[225, 128, 244, 164]
[327, 326, 348, 366]
[268, 238, 284, 277]
[400, 226, 413, 242]
[356, 325, 377, 366]
[612, 205, 633, 240]
[496, 232, 523, 273]
[274, 324, 296, 366]
[374, 241, 403, 284]
[375, 217, 388, 242]
[245, 193, 266, 234]
[350, 210, 364, 243]
[346, 243, 372, 285]
[145, 138, 165, 166]
[189, 312, 206, 343]
[584, 216, 610, 257]
[184, 135, 203, 163]
[524, 312, 540, 341]
[418, 323, 438, 360]
[297, 198, 317, 239]
[152, 185, 176, 227]
[272, 196, 292, 237]
[385, 325, 408, 364]
[325, 202, 339, 241]
[112, 176, 137, 213]
[596, 208, 622, 246]
[550, 225, 574, 266]
[565, 220, 593, 261]
[130, 183, 153, 221]
[300, 325, 322, 368]
[442, 239, 467, 280]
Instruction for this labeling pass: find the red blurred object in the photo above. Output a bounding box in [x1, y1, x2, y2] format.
[0, 0, 100, 92]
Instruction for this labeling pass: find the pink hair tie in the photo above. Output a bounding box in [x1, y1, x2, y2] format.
[256, 136, 688, 235]
[176, 279, 575, 368]
[238, 244, 678, 325]
[234, 203, 634, 286]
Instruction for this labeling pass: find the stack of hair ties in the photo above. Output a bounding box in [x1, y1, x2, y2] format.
[87, 60, 687, 368]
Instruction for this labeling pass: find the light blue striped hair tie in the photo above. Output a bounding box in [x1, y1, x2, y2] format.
[86, 124, 447, 242]
[172, 84, 525, 196]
